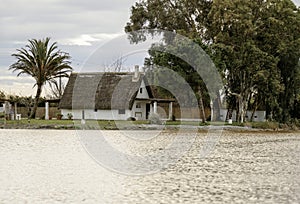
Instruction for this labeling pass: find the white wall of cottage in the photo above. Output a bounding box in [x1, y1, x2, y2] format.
[61, 109, 132, 120]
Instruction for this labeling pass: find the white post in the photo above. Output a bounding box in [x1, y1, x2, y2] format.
[168, 102, 173, 120]
[154, 101, 158, 114]
[150, 103, 153, 114]
[210, 100, 214, 121]
[4, 101, 9, 121]
[45, 102, 49, 120]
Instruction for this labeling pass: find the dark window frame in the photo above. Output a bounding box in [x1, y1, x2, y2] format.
[118, 109, 125, 114]
[136, 103, 141, 108]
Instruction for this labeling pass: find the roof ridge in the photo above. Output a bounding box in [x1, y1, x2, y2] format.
[70, 72, 136, 75]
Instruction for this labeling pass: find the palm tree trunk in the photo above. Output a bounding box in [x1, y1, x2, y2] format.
[30, 85, 42, 119]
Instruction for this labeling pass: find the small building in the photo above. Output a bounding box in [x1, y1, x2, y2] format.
[59, 68, 174, 120]
[0, 99, 19, 120]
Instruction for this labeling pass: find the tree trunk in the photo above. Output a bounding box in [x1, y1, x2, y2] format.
[250, 98, 260, 122]
[240, 99, 246, 123]
[225, 108, 229, 121]
[236, 96, 243, 123]
[214, 91, 222, 121]
[250, 104, 255, 122]
[198, 86, 206, 123]
[234, 95, 244, 123]
[30, 84, 42, 119]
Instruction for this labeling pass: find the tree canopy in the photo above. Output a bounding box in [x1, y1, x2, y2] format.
[126, 0, 300, 123]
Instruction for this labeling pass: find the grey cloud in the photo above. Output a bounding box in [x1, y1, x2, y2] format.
[0, 78, 34, 86]
[293, 0, 300, 6]
[0, 71, 35, 85]
[61, 0, 136, 11]
[0, 0, 139, 95]
[0, 0, 135, 43]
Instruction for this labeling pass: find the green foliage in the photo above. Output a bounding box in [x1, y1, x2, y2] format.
[248, 122, 279, 130]
[67, 113, 73, 120]
[126, 0, 300, 124]
[0, 91, 5, 99]
[10, 37, 72, 119]
[56, 113, 63, 120]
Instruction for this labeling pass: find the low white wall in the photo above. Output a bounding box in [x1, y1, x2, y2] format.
[219, 109, 266, 122]
[220, 109, 236, 121]
[61, 109, 132, 120]
[246, 110, 266, 122]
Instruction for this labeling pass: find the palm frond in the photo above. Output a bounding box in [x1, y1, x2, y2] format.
[10, 37, 73, 85]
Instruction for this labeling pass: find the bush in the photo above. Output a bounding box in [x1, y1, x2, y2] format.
[127, 117, 136, 121]
[149, 112, 162, 125]
[291, 119, 300, 128]
[251, 121, 279, 130]
[67, 113, 73, 120]
[56, 113, 63, 120]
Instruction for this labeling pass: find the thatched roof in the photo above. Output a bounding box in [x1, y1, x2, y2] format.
[59, 72, 147, 110]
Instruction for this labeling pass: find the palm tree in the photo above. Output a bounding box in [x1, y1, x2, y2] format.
[10, 37, 72, 118]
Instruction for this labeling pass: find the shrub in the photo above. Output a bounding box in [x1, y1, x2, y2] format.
[127, 117, 136, 121]
[67, 113, 73, 120]
[251, 121, 279, 130]
[149, 112, 162, 125]
[291, 119, 300, 128]
[56, 113, 63, 120]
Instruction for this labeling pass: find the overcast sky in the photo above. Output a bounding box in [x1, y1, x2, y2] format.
[0, 0, 299, 97]
[0, 0, 143, 96]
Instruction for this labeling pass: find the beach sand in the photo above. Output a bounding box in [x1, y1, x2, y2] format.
[0, 129, 299, 203]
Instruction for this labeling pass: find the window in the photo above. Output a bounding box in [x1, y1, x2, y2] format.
[118, 109, 125, 114]
[140, 88, 143, 94]
[136, 103, 141, 108]
[135, 112, 142, 118]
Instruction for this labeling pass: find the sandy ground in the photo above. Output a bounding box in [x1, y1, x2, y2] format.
[0, 129, 299, 203]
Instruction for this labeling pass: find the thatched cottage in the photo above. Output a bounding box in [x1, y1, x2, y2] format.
[59, 67, 174, 120]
